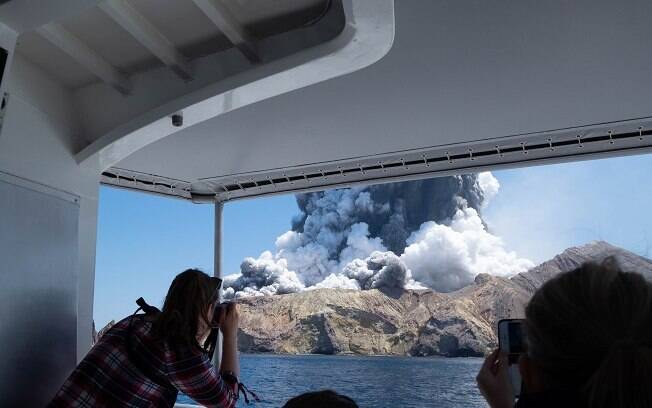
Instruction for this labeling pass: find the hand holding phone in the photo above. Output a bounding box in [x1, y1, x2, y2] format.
[498, 319, 525, 398]
[476, 349, 514, 408]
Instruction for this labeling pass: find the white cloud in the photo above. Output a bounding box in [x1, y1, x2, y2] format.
[401, 207, 534, 292]
[477, 171, 500, 207]
[312, 273, 360, 290]
[338, 223, 386, 266]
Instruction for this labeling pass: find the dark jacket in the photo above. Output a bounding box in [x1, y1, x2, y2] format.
[516, 389, 586, 408]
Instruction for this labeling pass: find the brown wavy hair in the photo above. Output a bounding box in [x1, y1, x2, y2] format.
[525, 258, 652, 407]
[151, 269, 220, 351]
[283, 390, 358, 408]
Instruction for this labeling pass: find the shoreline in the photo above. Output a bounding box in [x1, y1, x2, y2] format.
[239, 352, 486, 359]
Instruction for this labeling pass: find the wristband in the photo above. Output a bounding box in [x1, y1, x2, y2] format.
[221, 371, 261, 404]
[222, 370, 239, 384]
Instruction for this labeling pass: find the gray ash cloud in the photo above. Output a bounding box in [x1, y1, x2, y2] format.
[292, 176, 485, 255]
[223, 172, 532, 298]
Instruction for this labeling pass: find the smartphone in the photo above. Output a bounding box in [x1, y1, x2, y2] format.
[498, 319, 525, 398]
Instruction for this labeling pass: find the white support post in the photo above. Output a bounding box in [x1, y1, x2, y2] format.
[36, 23, 132, 95]
[99, 0, 193, 81]
[212, 199, 224, 369]
[190, 0, 261, 63]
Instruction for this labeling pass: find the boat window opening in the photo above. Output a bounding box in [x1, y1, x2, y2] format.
[93, 152, 652, 407]
[92, 186, 214, 341]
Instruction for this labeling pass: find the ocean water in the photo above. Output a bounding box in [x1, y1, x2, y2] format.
[178, 354, 488, 407]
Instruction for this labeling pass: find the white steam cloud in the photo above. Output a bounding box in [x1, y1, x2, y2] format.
[401, 206, 534, 292]
[224, 172, 533, 298]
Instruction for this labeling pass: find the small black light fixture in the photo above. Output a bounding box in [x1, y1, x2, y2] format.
[171, 113, 183, 127]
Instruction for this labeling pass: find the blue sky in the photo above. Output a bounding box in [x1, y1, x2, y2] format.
[93, 153, 652, 328]
[484, 154, 652, 262]
[94, 189, 298, 328]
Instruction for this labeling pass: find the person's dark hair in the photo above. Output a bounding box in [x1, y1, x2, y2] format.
[151, 269, 220, 351]
[524, 258, 652, 408]
[282, 390, 358, 408]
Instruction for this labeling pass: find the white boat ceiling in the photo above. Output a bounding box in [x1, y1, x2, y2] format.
[11, 0, 652, 202]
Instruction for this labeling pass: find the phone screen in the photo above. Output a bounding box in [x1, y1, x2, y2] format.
[498, 319, 525, 398]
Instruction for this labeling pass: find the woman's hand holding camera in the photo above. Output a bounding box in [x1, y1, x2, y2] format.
[216, 303, 239, 340]
[218, 303, 241, 377]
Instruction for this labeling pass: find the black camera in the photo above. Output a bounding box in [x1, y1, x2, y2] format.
[210, 301, 232, 328]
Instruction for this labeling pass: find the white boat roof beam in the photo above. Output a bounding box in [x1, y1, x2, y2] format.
[101, 119, 652, 203]
[105, 0, 652, 203]
[36, 23, 132, 94]
[99, 0, 193, 81]
[191, 0, 260, 63]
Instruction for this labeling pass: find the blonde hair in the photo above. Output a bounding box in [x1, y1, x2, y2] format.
[524, 259, 652, 408]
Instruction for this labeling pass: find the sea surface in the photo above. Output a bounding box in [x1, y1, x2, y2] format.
[177, 354, 488, 407]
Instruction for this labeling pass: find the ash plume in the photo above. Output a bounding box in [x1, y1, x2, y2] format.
[223, 172, 533, 298]
[292, 175, 485, 255]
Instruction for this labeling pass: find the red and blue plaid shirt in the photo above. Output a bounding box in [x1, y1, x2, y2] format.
[49, 316, 238, 407]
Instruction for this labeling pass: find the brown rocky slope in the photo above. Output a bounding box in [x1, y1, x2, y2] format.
[236, 241, 652, 357]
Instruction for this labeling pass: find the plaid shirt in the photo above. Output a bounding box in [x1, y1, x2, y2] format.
[49, 316, 238, 408]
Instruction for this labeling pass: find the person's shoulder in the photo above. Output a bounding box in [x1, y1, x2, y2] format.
[97, 315, 153, 344]
[112, 315, 145, 332]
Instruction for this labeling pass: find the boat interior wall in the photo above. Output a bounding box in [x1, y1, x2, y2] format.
[0, 48, 100, 403]
[0, 173, 79, 407]
[107, 0, 652, 202]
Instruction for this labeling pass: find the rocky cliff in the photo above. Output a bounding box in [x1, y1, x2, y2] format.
[511, 241, 652, 293]
[236, 241, 652, 357]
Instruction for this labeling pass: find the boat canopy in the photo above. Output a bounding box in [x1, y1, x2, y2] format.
[6, 0, 652, 203]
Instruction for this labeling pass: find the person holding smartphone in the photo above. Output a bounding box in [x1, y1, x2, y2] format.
[49, 269, 241, 408]
[476, 259, 652, 408]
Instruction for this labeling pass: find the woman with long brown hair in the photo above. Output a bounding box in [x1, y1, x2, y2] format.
[477, 259, 652, 408]
[49, 269, 240, 407]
